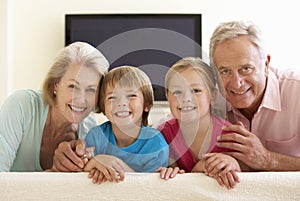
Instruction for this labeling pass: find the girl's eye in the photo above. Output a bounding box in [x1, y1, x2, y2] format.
[107, 96, 116, 100]
[87, 88, 96, 93]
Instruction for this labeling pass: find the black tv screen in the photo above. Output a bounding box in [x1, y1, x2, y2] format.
[65, 14, 202, 101]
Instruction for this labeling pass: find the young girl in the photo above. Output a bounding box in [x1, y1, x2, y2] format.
[83, 66, 168, 184]
[157, 57, 241, 189]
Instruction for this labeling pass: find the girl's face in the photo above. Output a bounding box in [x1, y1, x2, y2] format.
[104, 84, 148, 128]
[54, 63, 101, 123]
[166, 68, 212, 123]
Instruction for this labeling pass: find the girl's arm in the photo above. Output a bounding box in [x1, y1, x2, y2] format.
[202, 153, 241, 189]
[157, 160, 185, 180]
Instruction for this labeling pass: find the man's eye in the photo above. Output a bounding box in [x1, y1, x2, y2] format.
[219, 69, 230, 75]
[241, 66, 254, 74]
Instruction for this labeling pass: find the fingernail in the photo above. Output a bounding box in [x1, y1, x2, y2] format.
[217, 136, 220, 140]
[78, 162, 84, 168]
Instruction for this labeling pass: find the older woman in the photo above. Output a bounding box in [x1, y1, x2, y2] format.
[0, 41, 109, 171]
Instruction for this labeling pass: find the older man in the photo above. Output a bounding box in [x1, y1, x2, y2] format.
[209, 21, 300, 171]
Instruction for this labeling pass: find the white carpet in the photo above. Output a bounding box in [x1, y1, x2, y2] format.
[0, 172, 299, 201]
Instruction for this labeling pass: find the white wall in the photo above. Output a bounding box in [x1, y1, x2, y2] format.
[1, 0, 300, 106]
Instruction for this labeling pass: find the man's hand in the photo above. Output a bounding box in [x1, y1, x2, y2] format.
[217, 121, 271, 170]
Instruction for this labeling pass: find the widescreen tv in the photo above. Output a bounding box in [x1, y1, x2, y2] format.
[65, 14, 202, 101]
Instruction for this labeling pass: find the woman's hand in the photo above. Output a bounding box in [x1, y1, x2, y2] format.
[156, 166, 185, 180]
[52, 139, 94, 172]
[202, 153, 241, 189]
[84, 154, 134, 183]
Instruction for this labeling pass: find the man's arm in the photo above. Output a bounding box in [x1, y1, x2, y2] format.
[217, 123, 300, 171]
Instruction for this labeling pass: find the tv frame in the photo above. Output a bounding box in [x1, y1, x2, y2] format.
[65, 14, 202, 102]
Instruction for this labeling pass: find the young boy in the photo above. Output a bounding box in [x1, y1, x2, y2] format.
[84, 66, 168, 184]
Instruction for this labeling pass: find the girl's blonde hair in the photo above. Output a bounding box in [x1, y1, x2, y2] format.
[165, 57, 226, 118]
[99, 66, 154, 126]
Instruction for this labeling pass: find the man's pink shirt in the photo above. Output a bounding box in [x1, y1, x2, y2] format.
[227, 67, 300, 156]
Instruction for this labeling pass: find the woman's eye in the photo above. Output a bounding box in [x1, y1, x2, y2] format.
[68, 84, 79, 89]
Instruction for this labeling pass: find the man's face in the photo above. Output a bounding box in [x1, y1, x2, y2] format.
[213, 36, 268, 114]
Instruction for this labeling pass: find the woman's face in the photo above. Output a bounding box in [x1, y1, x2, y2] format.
[166, 68, 212, 123]
[54, 63, 101, 123]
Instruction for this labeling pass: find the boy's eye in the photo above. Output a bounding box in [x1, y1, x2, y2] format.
[172, 90, 182, 96]
[192, 88, 202, 93]
[128, 94, 137, 98]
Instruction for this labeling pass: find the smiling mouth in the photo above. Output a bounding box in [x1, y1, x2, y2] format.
[68, 105, 86, 113]
[230, 87, 251, 95]
[179, 106, 196, 111]
[115, 111, 131, 117]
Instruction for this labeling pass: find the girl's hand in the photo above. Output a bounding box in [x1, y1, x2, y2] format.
[202, 153, 241, 189]
[156, 166, 185, 180]
[214, 170, 239, 189]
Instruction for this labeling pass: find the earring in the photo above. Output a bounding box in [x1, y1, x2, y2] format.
[54, 90, 57, 96]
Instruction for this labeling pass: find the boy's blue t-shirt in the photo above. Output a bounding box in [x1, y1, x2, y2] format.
[85, 121, 169, 172]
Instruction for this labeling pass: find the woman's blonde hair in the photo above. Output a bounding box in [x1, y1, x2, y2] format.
[99, 66, 154, 126]
[42, 41, 109, 112]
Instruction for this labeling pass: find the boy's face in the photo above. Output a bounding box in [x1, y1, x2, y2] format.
[166, 68, 212, 123]
[103, 83, 148, 128]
